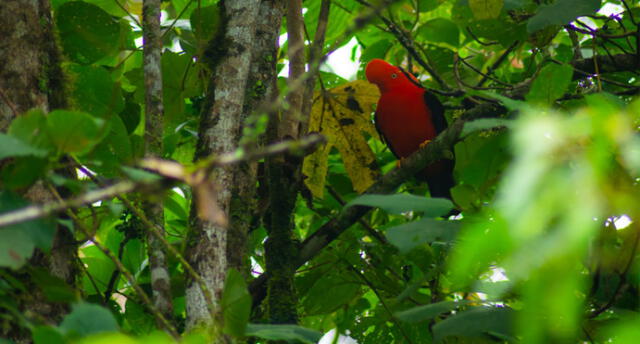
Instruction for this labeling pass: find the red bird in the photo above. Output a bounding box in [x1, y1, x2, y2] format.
[365, 58, 455, 201]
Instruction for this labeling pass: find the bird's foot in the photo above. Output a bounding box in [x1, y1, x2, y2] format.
[396, 158, 406, 168]
[419, 139, 431, 149]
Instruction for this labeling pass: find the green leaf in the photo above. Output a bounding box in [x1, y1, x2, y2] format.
[302, 271, 360, 315]
[47, 110, 105, 154]
[346, 194, 454, 217]
[361, 39, 393, 62]
[221, 269, 251, 336]
[386, 218, 461, 253]
[469, 0, 504, 19]
[527, 0, 601, 33]
[120, 166, 163, 183]
[395, 301, 469, 323]
[8, 109, 55, 151]
[56, 1, 121, 64]
[162, 52, 199, 126]
[69, 64, 125, 118]
[473, 90, 530, 111]
[0, 157, 49, 190]
[81, 246, 115, 295]
[33, 326, 66, 344]
[418, 18, 460, 47]
[31, 268, 77, 302]
[462, 118, 513, 136]
[123, 300, 156, 335]
[0, 228, 35, 270]
[82, 115, 133, 177]
[60, 303, 119, 337]
[433, 306, 515, 343]
[0, 134, 47, 159]
[418, 0, 441, 12]
[526, 63, 574, 105]
[190, 5, 221, 44]
[0, 192, 55, 269]
[245, 324, 322, 344]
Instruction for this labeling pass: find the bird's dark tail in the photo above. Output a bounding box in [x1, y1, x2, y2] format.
[421, 159, 460, 216]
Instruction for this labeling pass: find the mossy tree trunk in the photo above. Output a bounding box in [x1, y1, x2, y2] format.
[0, 0, 77, 341]
[185, 0, 261, 333]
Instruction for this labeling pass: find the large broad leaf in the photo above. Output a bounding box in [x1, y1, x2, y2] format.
[527, 0, 601, 33]
[190, 5, 221, 45]
[417, 18, 460, 48]
[433, 306, 516, 342]
[56, 1, 121, 64]
[59, 303, 119, 336]
[32, 326, 66, 344]
[31, 268, 77, 302]
[0, 134, 47, 160]
[7, 109, 55, 152]
[221, 269, 251, 336]
[46, 110, 106, 154]
[81, 115, 133, 176]
[303, 80, 381, 198]
[245, 324, 322, 344]
[162, 52, 201, 126]
[395, 301, 470, 323]
[469, 0, 504, 20]
[526, 63, 574, 105]
[0, 192, 55, 269]
[69, 64, 125, 118]
[386, 218, 461, 253]
[301, 270, 361, 315]
[346, 194, 454, 217]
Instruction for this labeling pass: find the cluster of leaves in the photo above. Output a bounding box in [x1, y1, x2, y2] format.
[1, 0, 640, 343]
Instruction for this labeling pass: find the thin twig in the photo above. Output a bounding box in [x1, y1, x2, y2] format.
[47, 185, 179, 339]
[346, 263, 415, 344]
[326, 185, 388, 244]
[0, 134, 326, 228]
[476, 40, 519, 87]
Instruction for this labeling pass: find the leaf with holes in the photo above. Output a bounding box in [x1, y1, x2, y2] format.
[303, 80, 381, 198]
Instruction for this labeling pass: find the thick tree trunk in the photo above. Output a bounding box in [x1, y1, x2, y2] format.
[229, 0, 285, 276]
[0, 0, 76, 341]
[186, 0, 260, 331]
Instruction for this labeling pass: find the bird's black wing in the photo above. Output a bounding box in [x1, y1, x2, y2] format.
[374, 110, 401, 159]
[398, 67, 448, 133]
[423, 91, 447, 134]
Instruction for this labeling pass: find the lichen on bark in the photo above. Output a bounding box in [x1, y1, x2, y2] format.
[186, 0, 261, 331]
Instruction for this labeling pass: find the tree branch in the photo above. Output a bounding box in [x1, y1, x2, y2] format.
[572, 53, 639, 75]
[250, 102, 506, 306]
[0, 134, 325, 229]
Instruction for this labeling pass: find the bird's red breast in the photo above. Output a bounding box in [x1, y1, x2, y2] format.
[365, 59, 437, 158]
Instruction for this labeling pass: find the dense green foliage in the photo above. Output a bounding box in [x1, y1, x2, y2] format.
[1, 0, 640, 343]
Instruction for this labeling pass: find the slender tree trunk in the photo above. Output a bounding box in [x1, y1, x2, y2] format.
[0, 0, 76, 341]
[186, 0, 260, 332]
[262, 0, 306, 325]
[142, 0, 174, 327]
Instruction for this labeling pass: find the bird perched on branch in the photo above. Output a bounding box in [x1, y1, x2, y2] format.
[365, 58, 456, 202]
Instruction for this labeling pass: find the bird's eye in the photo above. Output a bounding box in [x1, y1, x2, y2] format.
[391, 73, 398, 79]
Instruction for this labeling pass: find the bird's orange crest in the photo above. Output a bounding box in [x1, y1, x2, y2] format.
[365, 58, 421, 92]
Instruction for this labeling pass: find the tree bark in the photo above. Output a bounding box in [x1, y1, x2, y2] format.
[0, 0, 76, 341]
[262, 0, 306, 325]
[142, 0, 174, 327]
[229, 0, 285, 277]
[186, 0, 260, 331]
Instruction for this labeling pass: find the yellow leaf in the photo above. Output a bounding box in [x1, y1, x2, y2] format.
[303, 80, 381, 198]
